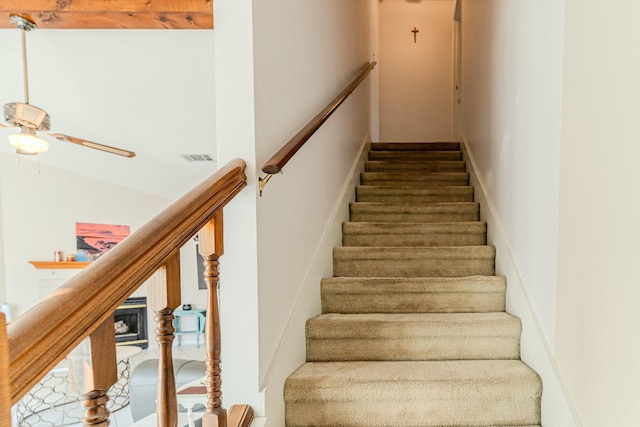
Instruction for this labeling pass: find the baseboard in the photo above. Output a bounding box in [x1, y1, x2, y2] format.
[257, 138, 371, 426]
[459, 137, 581, 427]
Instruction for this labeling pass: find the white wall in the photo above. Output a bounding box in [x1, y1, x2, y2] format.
[0, 169, 6, 308]
[459, 0, 579, 425]
[557, 0, 640, 424]
[379, 0, 454, 141]
[213, 0, 373, 422]
[253, 2, 372, 422]
[460, 0, 564, 349]
[212, 0, 262, 412]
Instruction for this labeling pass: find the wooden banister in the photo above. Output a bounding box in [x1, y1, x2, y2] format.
[0, 314, 9, 424]
[198, 213, 226, 426]
[148, 253, 182, 426]
[4, 158, 248, 425]
[67, 316, 118, 425]
[259, 61, 376, 194]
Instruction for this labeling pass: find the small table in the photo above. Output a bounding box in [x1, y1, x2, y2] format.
[176, 378, 207, 427]
[173, 309, 206, 347]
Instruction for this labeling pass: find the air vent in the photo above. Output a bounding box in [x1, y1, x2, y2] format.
[181, 154, 215, 162]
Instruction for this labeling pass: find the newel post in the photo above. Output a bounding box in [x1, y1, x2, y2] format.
[0, 313, 10, 426]
[199, 211, 227, 427]
[68, 317, 118, 426]
[147, 253, 182, 427]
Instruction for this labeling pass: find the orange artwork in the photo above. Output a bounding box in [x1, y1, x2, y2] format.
[75, 222, 130, 261]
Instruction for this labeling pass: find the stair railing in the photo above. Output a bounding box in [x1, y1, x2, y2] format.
[258, 61, 376, 195]
[0, 158, 253, 427]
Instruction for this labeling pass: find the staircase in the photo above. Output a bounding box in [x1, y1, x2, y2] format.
[284, 142, 542, 426]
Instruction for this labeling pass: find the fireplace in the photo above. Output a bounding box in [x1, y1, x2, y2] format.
[114, 297, 148, 349]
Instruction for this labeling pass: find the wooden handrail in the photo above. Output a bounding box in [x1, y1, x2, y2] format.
[5, 158, 247, 411]
[259, 61, 376, 193]
[0, 313, 9, 424]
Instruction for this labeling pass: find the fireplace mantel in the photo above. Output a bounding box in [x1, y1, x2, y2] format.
[28, 261, 91, 269]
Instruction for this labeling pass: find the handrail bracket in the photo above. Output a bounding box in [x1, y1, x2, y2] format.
[259, 174, 273, 196]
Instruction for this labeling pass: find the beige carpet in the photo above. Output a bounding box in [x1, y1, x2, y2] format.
[284, 142, 542, 426]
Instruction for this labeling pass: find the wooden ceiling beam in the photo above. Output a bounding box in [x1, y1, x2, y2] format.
[0, 0, 213, 29]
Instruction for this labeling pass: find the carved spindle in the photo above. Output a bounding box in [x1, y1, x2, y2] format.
[81, 392, 110, 426]
[0, 313, 10, 425]
[67, 317, 117, 427]
[199, 212, 227, 427]
[147, 253, 182, 427]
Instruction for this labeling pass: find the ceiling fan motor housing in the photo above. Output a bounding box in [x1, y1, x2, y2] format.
[3, 102, 51, 131]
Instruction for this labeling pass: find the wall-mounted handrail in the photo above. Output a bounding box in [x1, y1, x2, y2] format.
[259, 61, 377, 195]
[2, 158, 252, 426]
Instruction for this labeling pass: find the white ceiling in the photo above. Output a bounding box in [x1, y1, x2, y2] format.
[0, 28, 217, 200]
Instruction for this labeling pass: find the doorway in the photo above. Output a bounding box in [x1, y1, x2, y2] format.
[378, 0, 456, 142]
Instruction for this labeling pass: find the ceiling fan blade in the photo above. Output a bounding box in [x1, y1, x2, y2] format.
[47, 133, 136, 158]
[0, 122, 16, 129]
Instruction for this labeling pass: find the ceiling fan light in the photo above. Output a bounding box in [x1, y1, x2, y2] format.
[8, 128, 49, 154]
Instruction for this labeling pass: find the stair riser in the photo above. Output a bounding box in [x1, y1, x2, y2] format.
[350, 203, 480, 223]
[286, 398, 540, 427]
[323, 292, 506, 314]
[343, 234, 486, 247]
[307, 337, 520, 362]
[371, 142, 461, 151]
[356, 186, 474, 203]
[306, 314, 521, 361]
[361, 172, 469, 187]
[321, 277, 507, 314]
[343, 223, 487, 247]
[365, 160, 466, 172]
[333, 247, 496, 278]
[369, 151, 462, 161]
[285, 361, 542, 427]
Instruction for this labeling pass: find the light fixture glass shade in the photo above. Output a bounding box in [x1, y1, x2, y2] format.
[8, 128, 49, 155]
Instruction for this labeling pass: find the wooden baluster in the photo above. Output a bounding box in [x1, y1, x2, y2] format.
[147, 253, 181, 427]
[0, 313, 10, 426]
[68, 316, 117, 427]
[199, 212, 227, 427]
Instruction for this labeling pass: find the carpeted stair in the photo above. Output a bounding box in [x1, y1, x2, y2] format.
[284, 142, 542, 426]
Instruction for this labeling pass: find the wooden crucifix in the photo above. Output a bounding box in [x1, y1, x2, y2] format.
[411, 27, 419, 43]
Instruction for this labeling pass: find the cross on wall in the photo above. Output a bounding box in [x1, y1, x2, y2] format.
[411, 26, 419, 43]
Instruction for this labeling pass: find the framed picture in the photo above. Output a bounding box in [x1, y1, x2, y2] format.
[76, 222, 130, 261]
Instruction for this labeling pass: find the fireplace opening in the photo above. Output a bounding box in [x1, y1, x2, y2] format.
[114, 297, 148, 349]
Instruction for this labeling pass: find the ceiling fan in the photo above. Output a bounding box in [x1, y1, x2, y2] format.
[0, 14, 136, 158]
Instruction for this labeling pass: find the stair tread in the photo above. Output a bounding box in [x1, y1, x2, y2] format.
[371, 142, 461, 151]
